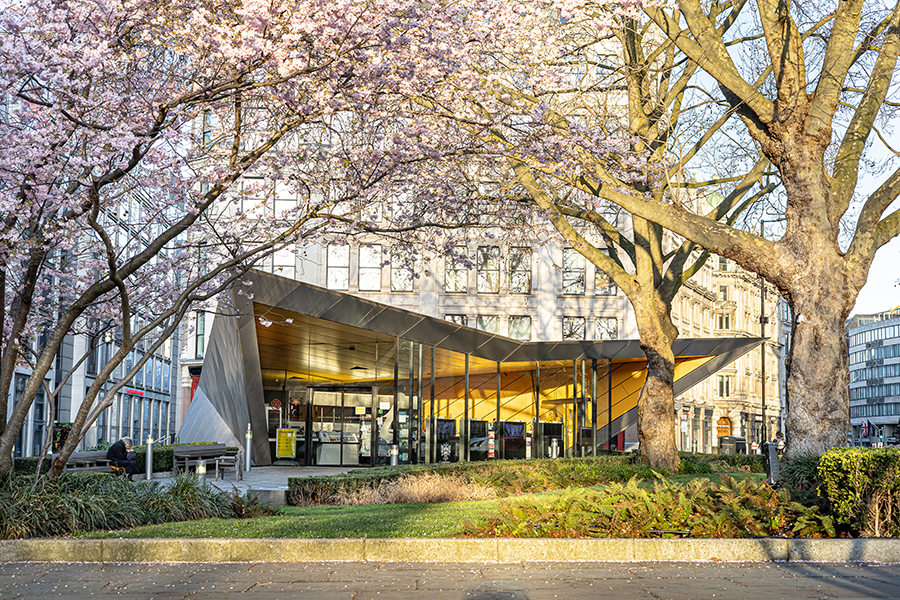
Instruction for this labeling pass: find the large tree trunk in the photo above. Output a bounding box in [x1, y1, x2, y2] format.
[783, 276, 855, 456]
[634, 304, 680, 471]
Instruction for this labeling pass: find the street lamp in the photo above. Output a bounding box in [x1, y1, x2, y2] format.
[758, 218, 781, 444]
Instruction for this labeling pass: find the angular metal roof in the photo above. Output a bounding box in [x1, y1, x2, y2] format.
[243, 270, 764, 366]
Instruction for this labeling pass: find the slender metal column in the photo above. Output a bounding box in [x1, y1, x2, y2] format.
[607, 359, 613, 451]
[591, 359, 598, 456]
[463, 354, 470, 462]
[393, 337, 400, 448]
[534, 361, 541, 457]
[407, 341, 414, 463]
[430, 346, 436, 463]
[572, 360, 578, 457]
[417, 343, 424, 464]
[496, 361, 502, 459]
[580, 359, 587, 457]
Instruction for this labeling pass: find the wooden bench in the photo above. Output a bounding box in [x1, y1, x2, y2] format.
[172, 444, 229, 473]
[214, 449, 243, 482]
[63, 450, 116, 473]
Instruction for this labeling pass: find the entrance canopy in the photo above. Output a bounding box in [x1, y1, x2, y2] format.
[180, 271, 762, 466]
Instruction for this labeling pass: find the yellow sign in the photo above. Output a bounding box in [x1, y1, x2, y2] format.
[276, 428, 296, 459]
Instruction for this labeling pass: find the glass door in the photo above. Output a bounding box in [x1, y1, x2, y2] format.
[310, 387, 372, 466]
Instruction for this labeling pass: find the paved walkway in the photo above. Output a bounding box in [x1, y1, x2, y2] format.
[2, 561, 899, 599]
[195, 465, 356, 498]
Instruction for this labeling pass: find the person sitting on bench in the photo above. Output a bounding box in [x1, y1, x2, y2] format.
[107, 437, 136, 479]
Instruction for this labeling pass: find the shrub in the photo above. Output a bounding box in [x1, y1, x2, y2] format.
[463, 475, 831, 538]
[779, 452, 822, 504]
[818, 447, 900, 537]
[287, 456, 655, 506]
[229, 490, 281, 519]
[332, 472, 498, 505]
[0, 471, 232, 539]
[13, 456, 50, 476]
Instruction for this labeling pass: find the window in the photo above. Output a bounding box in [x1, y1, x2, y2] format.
[718, 256, 728, 271]
[445, 314, 467, 326]
[195, 312, 206, 359]
[32, 385, 46, 456]
[201, 110, 213, 149]
[717, 375, 731, 398]
[161, 402, 169, 442]
[476, 246, 500, 293]
[509, 316, 532, 341]
[390, 246, 414, 292]
[718, 285, 729, 301]
[594, 250, 617, 295]
[273, 247, 295, 279]
[595, 317, 617, 340]
[155, 359, 162, 390]
[509, 248, 532, 294]
[143, 398, 151, 440]
[717, 312, 731, 330]
[562, 248, 585, 294]
[326, 243, 350, 290]
[86, 334, 98, 375]
[476, 315, 499, 333]
[358, 245, 382, 291]
[445, 246, 468, 292]
[562, 316, 585, 340]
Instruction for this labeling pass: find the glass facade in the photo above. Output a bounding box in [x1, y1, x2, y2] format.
[253, 304, 653, 466]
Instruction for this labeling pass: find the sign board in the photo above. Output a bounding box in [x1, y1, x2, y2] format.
[275, 428, 296, 459]
[379, 401, 391, 410]
[270, 398, 282, 410]
[355, 406, 366, 415]
[750, 441, 758, 452]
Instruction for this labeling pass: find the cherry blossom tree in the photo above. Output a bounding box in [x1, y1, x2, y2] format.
[0, 0, 549, 475]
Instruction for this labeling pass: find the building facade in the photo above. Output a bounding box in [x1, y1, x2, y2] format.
[848, 309, 900, 446]
[671, 255, 788, 452]
[181, 232, 788, 455]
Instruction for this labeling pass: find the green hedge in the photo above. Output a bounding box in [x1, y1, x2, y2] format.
[818, 447, 900, 536]
[131, 441, 228, 473]
[13, 456, 50, 475]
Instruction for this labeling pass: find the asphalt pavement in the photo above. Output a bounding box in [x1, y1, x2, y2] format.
[2, 561, 900, 599]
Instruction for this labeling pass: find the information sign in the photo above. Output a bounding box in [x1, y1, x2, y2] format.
[276, 428, 296, 459]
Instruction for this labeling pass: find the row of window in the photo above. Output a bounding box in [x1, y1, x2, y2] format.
[327, 244, 417, 292]
[324, 244, 619, 296]
[96, 393, 170, 446]
[849, 344, 900, 365]
[850, 363, 900, 382]
[850, 383, 900, 401]
[851, 403, 900, 418]
[445, 315, 618, 341]
[12, 375, 47, 457]
[849, 323, 900, 348]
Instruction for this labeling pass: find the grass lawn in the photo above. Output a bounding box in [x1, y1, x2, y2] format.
[77, 473, 767, 540]
[80, 499, 498, 539]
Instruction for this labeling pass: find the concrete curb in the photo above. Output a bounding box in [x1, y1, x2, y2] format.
[1, 538, 899, 563]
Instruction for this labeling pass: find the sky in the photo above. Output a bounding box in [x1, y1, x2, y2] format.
[852, 222, 900, 317]
[848, 123, 900, 318]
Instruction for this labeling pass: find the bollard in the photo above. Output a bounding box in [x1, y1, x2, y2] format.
[390, 444, 399, 466]
[196, 460, 207, 485]
[145, 435, 153, 481]
[764, 441, 781, 485]
[245, 423, 252, 473]
[550, 437, 559, 459]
